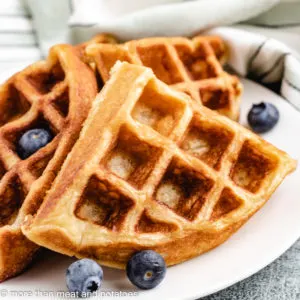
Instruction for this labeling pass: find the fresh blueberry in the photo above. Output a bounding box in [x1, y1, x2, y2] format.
[17, 128, 52, 159]
[247, 102, 279, 133]
[66, 258, 103, 297]
[126, 250, 166, 290]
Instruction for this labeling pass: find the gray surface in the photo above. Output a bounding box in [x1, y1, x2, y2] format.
[200, 239, 300, 300]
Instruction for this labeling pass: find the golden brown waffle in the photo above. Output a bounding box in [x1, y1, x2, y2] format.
[85, 35, 242, 120]
[23, 62, 296, 268]
[75, 34, 118, 63]
[0, 44, 97, 281]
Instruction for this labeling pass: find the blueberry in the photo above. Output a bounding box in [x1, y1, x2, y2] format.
[126, 250, 166, 290]
[17, 128, 52, 159]
[247, 102, 279, 133]
[66, 258, 103, 297]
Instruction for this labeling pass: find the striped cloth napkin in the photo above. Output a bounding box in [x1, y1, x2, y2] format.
[208, 27, 300, 112]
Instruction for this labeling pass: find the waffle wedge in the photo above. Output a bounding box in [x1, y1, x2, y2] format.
[85, 35, 242, 120]
[22, 62, 296, 268]
[0, 45, 97, 281]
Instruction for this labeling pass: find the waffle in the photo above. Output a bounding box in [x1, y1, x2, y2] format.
[85, 35, 242, 120]
[22, 62, 296, 268]
[75, 34, 117, 63]
[0, 44, 97, 281]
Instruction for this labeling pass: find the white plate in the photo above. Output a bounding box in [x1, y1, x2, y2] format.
[1, 70, 300, 300]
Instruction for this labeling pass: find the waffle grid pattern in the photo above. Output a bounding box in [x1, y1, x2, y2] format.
[0, 44, 97, 281]
[86, 36, 242, 120]
[74, 67, 280, 235]
[0, 54, 68, 227]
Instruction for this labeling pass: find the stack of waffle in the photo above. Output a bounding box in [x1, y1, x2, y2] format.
[0, 35, 296, 281]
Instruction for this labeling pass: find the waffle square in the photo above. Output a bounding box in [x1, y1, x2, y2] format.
[85, 35, 242, 120]
[23, 62, 296, 268]
[0, 45, 97, 281]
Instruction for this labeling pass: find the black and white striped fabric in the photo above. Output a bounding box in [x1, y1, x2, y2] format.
[208, 27, 300, 111]
[0, 0, 40, 71]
